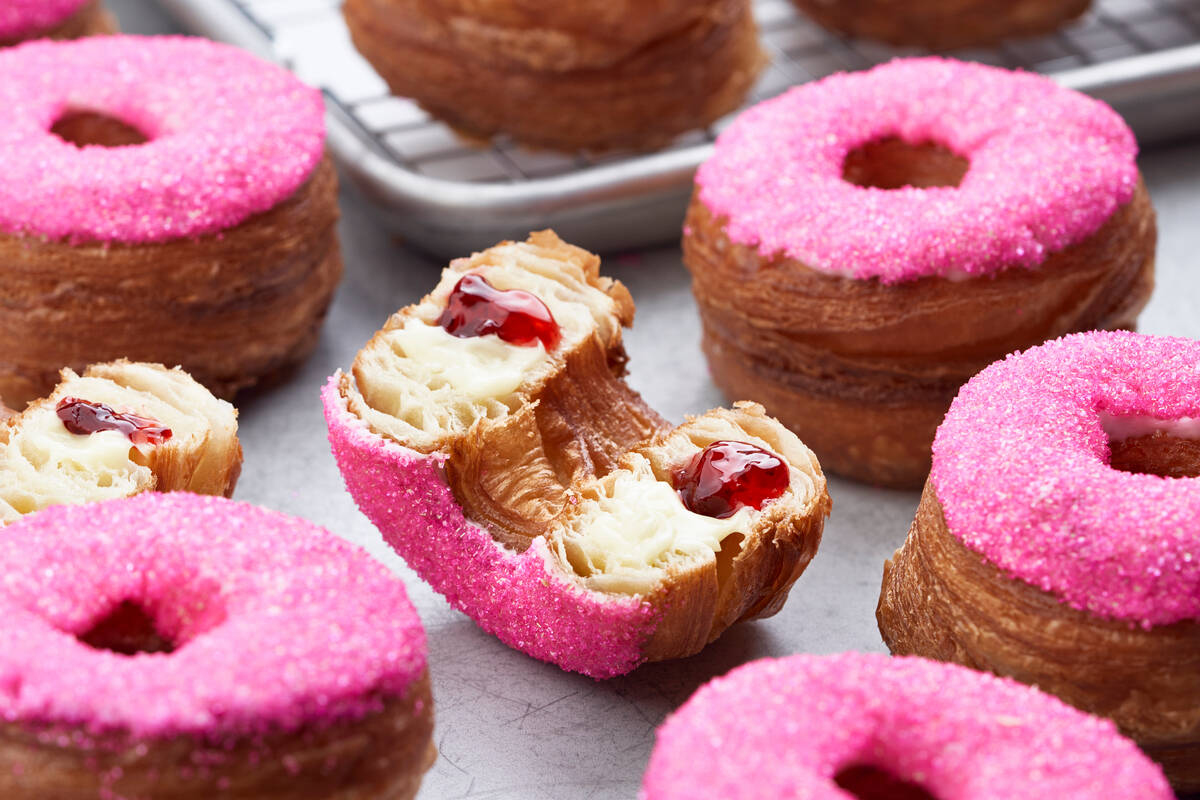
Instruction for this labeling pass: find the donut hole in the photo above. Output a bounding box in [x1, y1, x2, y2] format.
[51, 111, 150, 149]
[834, 765, 939, 800]
[76, 600, 176, 656]
[842, 137, 969, 190]
[1108, 432, 1200, 479]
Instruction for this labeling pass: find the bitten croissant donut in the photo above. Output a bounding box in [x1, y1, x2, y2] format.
[0, 36, 342, 407]
[878, 331, 1200, 791]
[0, 360, 241, 524]
[325, 230, 830, 678]
[684, 58, 1155, 488]
[789, 0, 1092, 50]
[641, 653, 1172, 800]
[0, 1, 115, 48]
[0, 493, 435, 799]
[342, 0, 764, 151]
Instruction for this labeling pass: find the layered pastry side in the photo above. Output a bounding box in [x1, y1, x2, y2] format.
[325, 230, 831, 678]
[789, 0, 1092, 50]
[0, 493, 434, 799]
[640, 653, 1172, 800]
[0, 1, 115, 48]
[342, 0, 765, 151]
[0, 360, 241, 525]
[0, 36, 342, 406]
[684, 57, 1155, 488]
[878, 331, 1200, 791]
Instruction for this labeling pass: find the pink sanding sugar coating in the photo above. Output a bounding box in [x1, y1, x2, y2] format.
[695, 57, 1139, 284]
[0, 492, 427, 740]
[0, 36, 325, 243]
[0, 0, 88, 39]
[322, 376, 659, 679]
[640, 653, 1171, 800]
[932, 331, 1200, 627]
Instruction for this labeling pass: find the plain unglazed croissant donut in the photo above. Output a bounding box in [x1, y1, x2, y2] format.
[342, 0, 765, 151]
[0, 360, 241, 524]
[878, 331, 1200, 791]
[325, 230, 831, 678]
[789, 0, 1092, 50]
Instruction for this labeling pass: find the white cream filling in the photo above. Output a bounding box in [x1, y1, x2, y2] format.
[557, 460, 753, 594]
[1101, 412, 1200, 442]
[16, 409, 141, 473]
[385, 318, 549, 403]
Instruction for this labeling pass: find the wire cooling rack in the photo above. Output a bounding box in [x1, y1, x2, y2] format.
[160, 0, 1200, 256]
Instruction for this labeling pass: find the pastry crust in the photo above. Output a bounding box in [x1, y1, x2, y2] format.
[683, 180, 1156, 487]
[0, 1, 116, 48]
[878, 481, 1200, 792]
[790, 0, 1092, 50]
[343, 0, 764, 151]
[0, 156, 342, 407]
[333, 230, 830, 673]
[0, 360, 241, 524]
[0, 670, 434, 800]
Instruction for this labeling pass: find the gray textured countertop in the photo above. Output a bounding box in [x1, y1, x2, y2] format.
[101, 1, 1200, 796]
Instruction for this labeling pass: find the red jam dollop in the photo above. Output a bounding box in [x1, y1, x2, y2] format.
[56, 398, 172, 448]
[438, 273, 561, 350]
[675, 441, 789, 519]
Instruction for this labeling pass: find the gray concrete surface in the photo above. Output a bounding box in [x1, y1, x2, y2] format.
[97, 2, 1200, 795]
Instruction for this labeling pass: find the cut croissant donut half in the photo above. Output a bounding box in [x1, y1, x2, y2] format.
[325, 231, 830, 677]
[0, 360, 241, 524]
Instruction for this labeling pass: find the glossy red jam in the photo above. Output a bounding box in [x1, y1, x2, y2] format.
[56, 398, 172, 448]
[674, 441, 789, 519]
[438, 273, 561, 350]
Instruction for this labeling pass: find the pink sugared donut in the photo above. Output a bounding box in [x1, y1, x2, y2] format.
[0, 493, 434, 799]
[683, 57, 1155, 487]
[641, 653, 1172, 800]
[0, 35, 343, 406]
[0, 0, 114, 47]
[879, 330, 1200, 790]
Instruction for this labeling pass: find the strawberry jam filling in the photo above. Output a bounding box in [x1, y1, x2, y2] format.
[675, 441, 789, 519]
[438, 273, 561, 350]
[56, 398, 172, 448]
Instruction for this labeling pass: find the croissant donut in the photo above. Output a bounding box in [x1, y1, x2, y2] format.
[0, 36, 342, 407]
[790, 0, 1092, 50]
[0, 360, 241, 525]
[641, 653, 1172, 800]
[342, 0, 764, 151]
[325, 230, 830, 678]
[683, 57, 1154, 488]
[878, 331, 1200, 791]
[0, 493, 434, 799]
[0, 1, 115, 48]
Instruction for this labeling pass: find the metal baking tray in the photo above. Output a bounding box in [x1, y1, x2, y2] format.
[158, 0, 1200, 258]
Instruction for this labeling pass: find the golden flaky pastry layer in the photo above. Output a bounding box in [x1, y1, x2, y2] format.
[0, 670, 435, 800]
